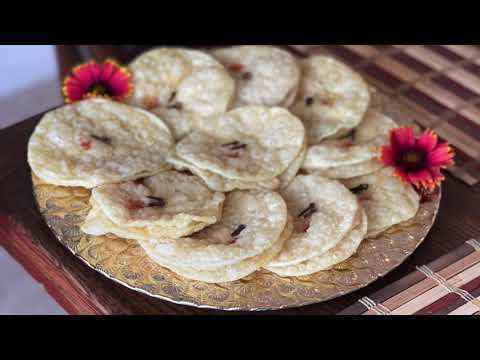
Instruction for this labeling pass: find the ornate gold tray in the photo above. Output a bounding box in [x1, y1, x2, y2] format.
[31, 62, 442, 311]
[32, 156, 440, 311]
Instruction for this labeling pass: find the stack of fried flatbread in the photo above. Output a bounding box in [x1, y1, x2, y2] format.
[28, 46, 420, 284]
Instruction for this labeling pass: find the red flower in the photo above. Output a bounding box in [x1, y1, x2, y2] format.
[63, 59, 133, 103]
[381, 127, 455, 190]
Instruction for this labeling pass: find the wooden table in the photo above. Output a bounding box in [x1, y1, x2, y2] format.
[1, 45, 479, 315]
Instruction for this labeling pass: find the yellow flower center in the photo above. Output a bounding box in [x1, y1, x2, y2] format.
[399, 150, 427, 172]
[90, 83, 108, 96]
[402, 151, 422, 164]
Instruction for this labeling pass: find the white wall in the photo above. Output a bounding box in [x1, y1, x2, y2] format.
[0, 45, 66, 314]
[0, 45, 63, 129]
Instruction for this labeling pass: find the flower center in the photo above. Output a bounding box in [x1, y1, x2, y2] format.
[89, 83, 109, 96]
[399, 150, 426, 171]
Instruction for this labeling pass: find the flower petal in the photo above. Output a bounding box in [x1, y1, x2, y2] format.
[99, 60, 119, 83]
[393, 168, 411, 183]
[391, 127, 416, 151]
[88, 63, 102, 83]
[427, 143, 455, 168]
[109, 72, 132, 98]
[417, 130, 438, 153]
[72, 62, 100, 90]
[64, 77, 86, 102]
[407, 169, 434, 189]
[380, 145, 397, 166]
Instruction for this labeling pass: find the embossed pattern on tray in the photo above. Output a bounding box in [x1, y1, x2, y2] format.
[32, 172, 440, 311]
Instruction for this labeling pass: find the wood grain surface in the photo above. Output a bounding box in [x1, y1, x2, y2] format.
[0, 45, 479, 315]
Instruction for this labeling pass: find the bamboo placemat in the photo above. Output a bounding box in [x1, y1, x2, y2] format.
[290, 45, 480, 186]
[338, 239, 480, 315]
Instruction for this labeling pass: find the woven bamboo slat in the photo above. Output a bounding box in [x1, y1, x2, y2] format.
[290, 45, 480, 186]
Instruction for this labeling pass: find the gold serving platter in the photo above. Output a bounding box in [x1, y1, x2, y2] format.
[30, 50, 441, 311]
[32, 174, 440, 311]
[33, 176, 441, 311]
